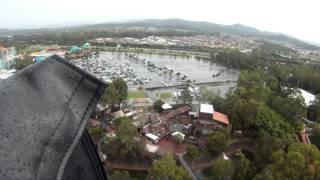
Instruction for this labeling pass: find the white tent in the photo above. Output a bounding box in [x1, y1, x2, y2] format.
[223, 152, 229, 160]
[161, 103, 172, 110]
[171, 131, 185, 140]
[298, 88, 316, 106]
[146, 133, 159, 142]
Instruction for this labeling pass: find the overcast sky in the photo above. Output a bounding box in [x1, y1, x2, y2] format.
[0, 0, 319, 43]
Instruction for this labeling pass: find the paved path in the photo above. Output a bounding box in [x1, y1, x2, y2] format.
[190, 138, 258, 170]
[176, 153, 198, 180]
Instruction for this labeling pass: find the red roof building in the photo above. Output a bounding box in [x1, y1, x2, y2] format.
[196, 105, 230, 135]
[213, 112, 229, 125]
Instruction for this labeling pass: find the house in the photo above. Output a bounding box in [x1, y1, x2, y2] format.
[199, 104, 214, 119]
[196, 104, 230, 135]
[160, 105, 191, 122]
[0, 47, 16, 70]
[171, 131, 185, 141]
[213, 111, 229, 128]
[197, 104, 215, 135]
[112, 110, 124, 120]
[145, 133, 160, 143]
[142, 124, 169, 143]
[161, 103, 172, 110]
[141, 106, 192, 144]
[129, 98, 151, 107]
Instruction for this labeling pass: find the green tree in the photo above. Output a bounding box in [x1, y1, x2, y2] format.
[100, 83, 119, 107]
[88, 127, 103, 140]
[266, 75, 281, 93]
[173, 133, 184, 144]
[110, 171, 132, 180]
[179, 88, 193, 104]
[256, 131, 286, 165]
[309, 95, 320, 122]
[14, 56, 34, 70]
[117, 118, 137, 144]
[269, 88, 306, 128]
[237, 70, 271, 102]
[102, 118, 146, 159]
[147, 154, 191, 180]
[225, 96, 261, 132]
[210, 158, 234, 180]
[114, 116, 129, 127]
[113, 78, 128, 104]
[311, 123, 320, 148]
[226, 91, 297, 139]
[99, 78, 128, 107]
[254, 143, 320, 180]
[208, 128, 230, 154]
[185, 146, 200, 160]
[153, 99, 164, 113]
[233, 152, 254, 180]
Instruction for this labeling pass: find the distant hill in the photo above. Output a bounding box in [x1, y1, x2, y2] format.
[1, 18, 319, 50]
[81, 19, 319, 50]
[83, 18, 262, 36]
[0, 28, 10, 33]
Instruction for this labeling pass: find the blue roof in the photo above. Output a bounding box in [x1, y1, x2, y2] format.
[70, 45, 81, 53]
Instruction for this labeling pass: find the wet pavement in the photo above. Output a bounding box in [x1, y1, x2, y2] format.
[71, 51, 239, 88]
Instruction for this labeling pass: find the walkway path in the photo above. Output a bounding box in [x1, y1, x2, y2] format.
[189, 138, 258, 170]
[176, 153, 198, 180]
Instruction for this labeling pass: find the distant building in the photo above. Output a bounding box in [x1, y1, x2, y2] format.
[129, 98, 151, 107]
[30, 50, 66, 63]
[81, 43, 91, 49]
[0, 47, 16, 70]
[70, 45, 82, 53]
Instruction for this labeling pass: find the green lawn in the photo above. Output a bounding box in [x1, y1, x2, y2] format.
[128, 90, 147, 99]
[156, 92, 172, 99]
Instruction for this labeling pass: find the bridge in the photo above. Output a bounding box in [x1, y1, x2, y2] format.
[145, 80, 237, 91]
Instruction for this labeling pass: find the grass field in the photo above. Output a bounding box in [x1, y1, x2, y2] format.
[156, 92, 172, 99]
[128, 90, 147, 99]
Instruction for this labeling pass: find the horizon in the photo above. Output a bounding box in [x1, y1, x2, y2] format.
[0, 0, 319, 44]
[2, 18, 319, 47]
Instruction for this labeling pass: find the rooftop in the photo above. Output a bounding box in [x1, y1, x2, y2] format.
[146, 133, 159, 141]
[200, 104, 214, 114]
[213, 111, 229, 125]
[298, 88, 316, 106]
[161, 103, 172, 110]
[160, 105, 191, 121]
